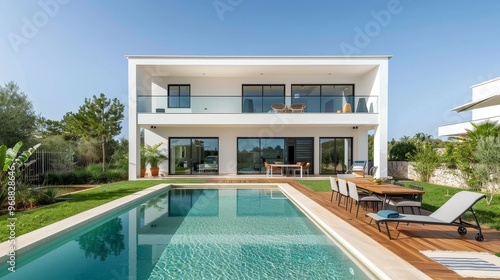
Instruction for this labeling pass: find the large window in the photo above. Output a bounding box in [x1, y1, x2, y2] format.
[291, 84, 354, 113]
[237, 138, 285, 174]
[237, 137, 313, 174]
[168, 85, 190, 108]
[319, 137, 352, 174]
[169, 138, 218, 175]
[242, 85, 285, 113]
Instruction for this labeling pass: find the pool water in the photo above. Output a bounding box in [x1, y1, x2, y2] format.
[1, 188, 369, 279]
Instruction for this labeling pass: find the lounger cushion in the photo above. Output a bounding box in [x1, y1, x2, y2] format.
[377, 210, 399, 218]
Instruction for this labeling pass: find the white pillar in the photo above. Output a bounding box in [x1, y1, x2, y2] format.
[128, 60, 139, 180]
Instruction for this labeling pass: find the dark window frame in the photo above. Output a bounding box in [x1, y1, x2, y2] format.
[318, 137, 354, 175]
[291, 84, 355, 112]
[168, 84, 191, 108]
[242, 84, 286, 113]
[168, 137, 219, 175]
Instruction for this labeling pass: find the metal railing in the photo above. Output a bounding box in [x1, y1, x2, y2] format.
[137, 95, 378, 114]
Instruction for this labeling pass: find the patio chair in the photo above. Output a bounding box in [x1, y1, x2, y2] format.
[264, 162, 282, 176]
[385, 185, 423, 214]
[329, 176, 339, 202]
[346, 160, 367, 177]
[347, 181, 383, 217]
[366, 191, 486, 241]
[289, 102, 306, 113]
[292, 162, 310, 176]
[368, 166, 378, 177]
[337, 178, 350, 210]
[271, 103, 287, 113]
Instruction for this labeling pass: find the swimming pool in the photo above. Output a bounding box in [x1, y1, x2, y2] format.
[0, 186, 371, 279]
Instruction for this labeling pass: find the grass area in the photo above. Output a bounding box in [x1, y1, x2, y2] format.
[0, 179, 205, 242]
[296, 179, 500, 230]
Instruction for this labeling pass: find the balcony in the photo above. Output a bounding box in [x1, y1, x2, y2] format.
[137, 95, 378, 114]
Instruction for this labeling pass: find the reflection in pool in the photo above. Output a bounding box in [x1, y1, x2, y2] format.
[0, 188, 369, 279]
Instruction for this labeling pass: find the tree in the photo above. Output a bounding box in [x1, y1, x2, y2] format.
[410, 142, 441, 182]
[474, 136, 500, 204]
[0, 82, 38, 147]
[389, 141, 417, 161]
[36, 117, 64, 138]
[63, 93, 124, 172]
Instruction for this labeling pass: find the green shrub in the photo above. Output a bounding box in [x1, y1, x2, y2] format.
[43, 166, 127, 185]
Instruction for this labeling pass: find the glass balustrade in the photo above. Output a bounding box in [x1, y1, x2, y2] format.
[137, 95, 378, 114]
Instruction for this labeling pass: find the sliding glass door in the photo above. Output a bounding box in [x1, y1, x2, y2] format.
[169, 138, 219, 175]
[237, 137, 313, 175]
[319, 137, 352, 174]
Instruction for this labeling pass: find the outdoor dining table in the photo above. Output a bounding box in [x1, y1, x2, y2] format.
[342, 177, 425, 209]
[268, 163, 303, 178]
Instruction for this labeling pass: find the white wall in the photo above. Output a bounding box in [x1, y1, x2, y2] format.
[144, 126, 361, 175]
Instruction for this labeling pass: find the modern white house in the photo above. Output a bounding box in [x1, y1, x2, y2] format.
[439, 77, 500, 138]
[127, 56, 390, 179]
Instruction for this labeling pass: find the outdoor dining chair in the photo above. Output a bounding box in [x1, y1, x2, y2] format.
[337, 178, 350, 210]
[347, 181, 383, 217]
[329, 176, 339, 202]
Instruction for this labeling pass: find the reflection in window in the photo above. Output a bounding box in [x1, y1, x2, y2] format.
[169, 138, 218, 175]
[168, 85, 190, 108]
[242, 85, 285, 113]
[292, 84, 354, 113]
[237, 138, 285, 174]
[319, 138, 352, 174]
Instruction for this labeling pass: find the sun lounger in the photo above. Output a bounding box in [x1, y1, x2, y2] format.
[366, 191, 486, 241]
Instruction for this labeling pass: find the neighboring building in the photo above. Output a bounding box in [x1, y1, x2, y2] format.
[439, 77, 500, 138]
[127, 56, 390, 179]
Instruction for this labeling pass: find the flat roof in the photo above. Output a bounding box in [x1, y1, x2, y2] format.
[125, 54, 393, 59]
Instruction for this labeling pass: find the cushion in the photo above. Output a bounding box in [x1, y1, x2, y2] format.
[377, 210, 399, 218]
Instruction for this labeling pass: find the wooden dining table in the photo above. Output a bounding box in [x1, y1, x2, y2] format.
[341, 177, 425, 209]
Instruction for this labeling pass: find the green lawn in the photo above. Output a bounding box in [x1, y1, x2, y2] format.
[296, 179, 500, 230]
[0, 179, 205, 242]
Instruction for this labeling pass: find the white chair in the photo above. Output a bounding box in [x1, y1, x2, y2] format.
[347, 181, 383, 217]
[386, 185, 423, 214]
[329, 176, 339, 202]
[337, 178, 349, 210]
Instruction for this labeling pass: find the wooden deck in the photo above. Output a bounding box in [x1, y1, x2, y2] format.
[207, 178, 500, 280]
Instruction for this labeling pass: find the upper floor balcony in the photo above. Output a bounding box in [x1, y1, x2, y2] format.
[137, 95, 378, 114]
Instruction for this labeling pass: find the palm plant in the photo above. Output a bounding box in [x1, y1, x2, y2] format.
[447, 121, 500, 189]
[142, 143, 168, 176]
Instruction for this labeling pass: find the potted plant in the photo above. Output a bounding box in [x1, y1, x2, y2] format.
[140, 145, 147, 177]
[143, 143, 168, 177]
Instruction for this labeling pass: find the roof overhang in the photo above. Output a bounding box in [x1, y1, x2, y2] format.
[451, 94, 500, 112]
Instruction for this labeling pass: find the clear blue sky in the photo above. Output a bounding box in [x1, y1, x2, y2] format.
[1, 0, 500, 140]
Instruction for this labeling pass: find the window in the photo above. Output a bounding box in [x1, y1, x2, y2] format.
[169, 138, 218, 175]
[236, 137, 313, 174]
[319, 137, 352, 174]
[242, 85, 285, 113]
[168, 85, 190, 108]
[291, 84, 354, 113]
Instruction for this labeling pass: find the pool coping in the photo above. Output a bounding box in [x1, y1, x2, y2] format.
[0, 183, 430, 279]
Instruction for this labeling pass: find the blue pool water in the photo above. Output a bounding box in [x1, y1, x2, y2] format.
[1, 188, 370, 279]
